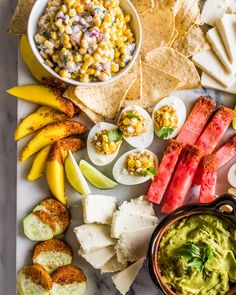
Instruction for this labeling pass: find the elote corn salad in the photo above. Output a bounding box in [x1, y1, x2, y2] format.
[35, 0, 136, 82]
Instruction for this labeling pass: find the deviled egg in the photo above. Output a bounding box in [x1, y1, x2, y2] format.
[152, 96, 186, 140]
[228, 163, 236, 188]
[87, 122, 122, 166]
[113, 149, 158, 185]
[117, 106, 154, 148]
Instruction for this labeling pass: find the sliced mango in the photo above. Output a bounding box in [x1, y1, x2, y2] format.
[6, 85, 74, 117]
[46, 142, 66, 205]
[28, 137, 86, 181]
[20, 35, 50, 82]
[15, 106, 68, 141]
[20, 120, 88, 162]
[233, 105, 236, 130]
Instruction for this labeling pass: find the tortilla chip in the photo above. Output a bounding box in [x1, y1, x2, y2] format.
[122, 62, 179, 108]
[74, 75, 135, 119]
[156, 0, 183, 16]
[131, 0, 154, 14]
[144, 47, 200, 89]
[8, 0, 36, 35]
[175, 0, 200, 38]
[172, 25, 210, 57]
[140, 7, 175, 55]
[228, 188, 236, 196]
[168, 29, 179, 46]
[125, 57, 142, 101]
[64, 87, 104, 124]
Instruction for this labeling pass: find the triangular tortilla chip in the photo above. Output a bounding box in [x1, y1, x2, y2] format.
[64, 87, 104, 124]
[125, 57, 142, 101]
[131, 0, 154, 13]
[172, 25, 210, 57]
[123, 62, 179, 108]
[74, 74, 136, 119]
[175, 0, 200, 38]
[144, 47, 200, 89]
[156, 0, 183, 16]
[8, 0, 36, 35]
[168, 29, 179, 47]
[140, 6, 175, 55]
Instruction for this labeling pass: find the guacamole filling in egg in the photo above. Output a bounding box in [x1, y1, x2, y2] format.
[127, 151, 156, 177]
[118, 110, 148, 137]
[154, 105, 178, 138]
[91, 129, 122, 155]
[158, 214, 236, 295]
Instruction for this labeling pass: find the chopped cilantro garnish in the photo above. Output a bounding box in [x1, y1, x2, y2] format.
[141, 167, 157, 179]
[107, 128, 122, 142]
[157, 127, 174, 139]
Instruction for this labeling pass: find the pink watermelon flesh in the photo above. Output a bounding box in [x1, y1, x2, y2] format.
[214, 135, 236, 169]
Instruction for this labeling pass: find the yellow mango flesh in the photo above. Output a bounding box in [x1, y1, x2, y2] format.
[6, 85, 74, 117]
[20, 120, 87, 162]
[233, 106, 236, 130]
[28, 145, 50, 181]
[15, 106, 67, 141]
[20, 35, 50, 82]
[46, 159, 66, 205]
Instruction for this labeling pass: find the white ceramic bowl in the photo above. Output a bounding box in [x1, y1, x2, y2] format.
[27, 0, 142, 86]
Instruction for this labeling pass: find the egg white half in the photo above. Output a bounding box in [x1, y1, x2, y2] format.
[87, 122, 121, 166]
[228, 163, 236, 188]
[118, 106, 154, 148]
[113, 149, 158, 185]
[152, 96, 186, 139]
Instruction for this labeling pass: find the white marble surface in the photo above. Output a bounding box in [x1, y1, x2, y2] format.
[0, 0, 18, 295]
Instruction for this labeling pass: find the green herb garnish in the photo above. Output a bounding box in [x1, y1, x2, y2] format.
[107, 128, 122, 142]
[175, 244, 213, 272]
[141, 167, 157, 179]
[157, 127, 174, 139]
[62, 55, 68, 63]
[127, 112, 139, 120]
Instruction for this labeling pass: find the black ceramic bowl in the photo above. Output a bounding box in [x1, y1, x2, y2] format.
[147, 194, 236, 295]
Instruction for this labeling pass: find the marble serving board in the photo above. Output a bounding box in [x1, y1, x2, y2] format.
[17, 51, 236, 295]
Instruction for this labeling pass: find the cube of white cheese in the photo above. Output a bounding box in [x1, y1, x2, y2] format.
[115, 226, 156, 263]
[79, 245, 115, 269]
[206, 27, 236, 74]
[112, 257, 145, 295]
[217, 14, 236, 64]
[111, 211, 158, 239]
[101, 255, 127, 274]
[192, 49, 235, 87]
[82, 195, 116, 225]
[118, 195, 156, 217]
[201, 72, 236, 95]
[201, 0, 228, 26]
[74, 224, 116, 253]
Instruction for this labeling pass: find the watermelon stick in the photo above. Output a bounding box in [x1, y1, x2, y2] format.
[214, 135, 236, 169]
[196, 106, 234, 156]
[176, 96, 216, 145]
[197, 154, 217, 203]
[161, 145, 202, 214]
[146, 140, 183, 204]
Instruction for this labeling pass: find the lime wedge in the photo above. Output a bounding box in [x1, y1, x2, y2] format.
[233, 106, 236, 130]
[65, 151, 91, 195]
[79, 160, 118, 189]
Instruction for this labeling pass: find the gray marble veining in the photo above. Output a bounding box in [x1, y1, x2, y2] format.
[0, 0, 18, 294]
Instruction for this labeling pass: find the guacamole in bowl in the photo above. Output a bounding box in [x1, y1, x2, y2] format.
[158, 214, 236, 295]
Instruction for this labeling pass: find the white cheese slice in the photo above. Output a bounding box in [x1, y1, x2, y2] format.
[101, 255, 127, 274]
[217, 14, 236, 64]
[112, 257, 145, 295]
[111, 211, 158, 239]
[74, 224, 116, 253]
[118, 195, 156, 217]
[201, 72, 236, 95]
[201, 0, 228, 26]
[115, 226, 156, 263]
[192, 49, 235, 87]
[82, 195, 116, 225]
[79, 245, 115, 269]
[206, 27, 236, 73]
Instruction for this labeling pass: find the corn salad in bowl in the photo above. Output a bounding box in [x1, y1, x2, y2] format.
[30, 0, 140, 84]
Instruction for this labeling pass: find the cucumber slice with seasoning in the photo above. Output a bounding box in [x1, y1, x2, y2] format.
[23, 212, 55, 241]
[79, 160, 117, 189]
[65, 151, 91, 195]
